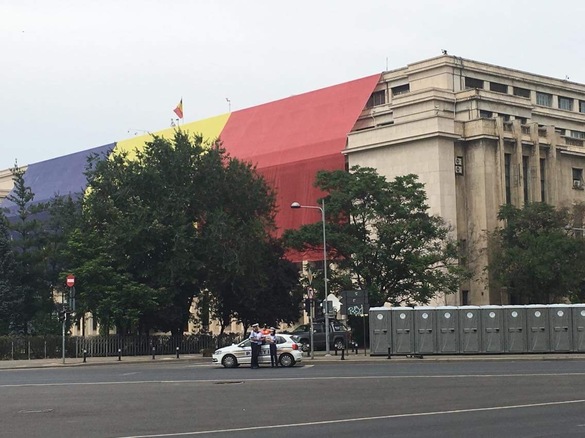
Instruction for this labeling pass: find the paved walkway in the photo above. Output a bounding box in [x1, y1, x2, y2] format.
[1, 350, 585, 369]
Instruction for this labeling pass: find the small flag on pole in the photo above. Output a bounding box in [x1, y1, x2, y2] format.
[173, 99, 184, 119]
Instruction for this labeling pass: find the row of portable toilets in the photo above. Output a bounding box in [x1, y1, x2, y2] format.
[369, 304, 585, 356]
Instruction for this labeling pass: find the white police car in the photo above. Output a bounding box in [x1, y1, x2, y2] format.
[212, 334, 303, 368]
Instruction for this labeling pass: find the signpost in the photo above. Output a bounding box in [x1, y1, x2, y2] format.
[62, 275, 75, 364]
[340, 290, 369, 355]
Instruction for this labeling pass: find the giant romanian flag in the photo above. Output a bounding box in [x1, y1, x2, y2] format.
[1, 74, 380, 259]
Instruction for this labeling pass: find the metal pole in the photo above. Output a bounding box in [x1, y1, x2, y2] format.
[62, 317, 66, 364]
[62, 290, 66, 364]
[309, 298, 314, 359]
[290, 200, 330, 356]
[321, 199, 330, 356]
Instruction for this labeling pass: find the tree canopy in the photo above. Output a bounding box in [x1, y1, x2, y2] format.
[283, 166, 465, 307]
[63, 131, 301, 335]
[488, 202, 585, 304]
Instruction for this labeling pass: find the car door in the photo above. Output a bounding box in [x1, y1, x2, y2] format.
[233, 339, 253, 365]
[312, 323, 326, 349]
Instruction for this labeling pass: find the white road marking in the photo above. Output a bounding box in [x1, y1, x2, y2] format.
[2, 371, 585, 388]
[115, 399, 585, 437]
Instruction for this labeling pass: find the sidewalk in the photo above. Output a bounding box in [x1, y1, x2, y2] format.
[1, 350, 585, 370]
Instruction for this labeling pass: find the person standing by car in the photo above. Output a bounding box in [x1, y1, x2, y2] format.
[268, 327, 278, 367]
[249, 323, 264, 369]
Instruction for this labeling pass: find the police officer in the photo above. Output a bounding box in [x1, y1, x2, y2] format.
[249, 323, 264, 369]
[268, 327, 278, 367]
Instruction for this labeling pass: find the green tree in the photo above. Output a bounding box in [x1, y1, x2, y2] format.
[69, 131, 299, 335]
[5, 165, 54, 334]
[0, 213, 20, 334]
[284, 166, 465, 307]
[488, 202, 585, 304]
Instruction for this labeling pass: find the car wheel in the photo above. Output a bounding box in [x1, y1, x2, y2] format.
[333, 338, 345, 350]
[279, 353, 296, 367]
[221, 354, 238, 368]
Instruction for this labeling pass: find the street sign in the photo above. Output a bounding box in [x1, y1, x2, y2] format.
[66, 275, 75, 288]
[340, 290, 368, 316]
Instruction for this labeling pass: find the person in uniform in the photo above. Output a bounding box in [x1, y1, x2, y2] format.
[249, 323, 264, 369]
[268, 327, 278, 367]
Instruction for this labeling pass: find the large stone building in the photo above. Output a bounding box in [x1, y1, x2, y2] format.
[347, 55, 585, 306]
[2, 54, 585, 320]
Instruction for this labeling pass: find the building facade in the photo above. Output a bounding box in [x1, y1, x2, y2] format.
[2, 54, 585, 323]
[347, 55, 585, 305]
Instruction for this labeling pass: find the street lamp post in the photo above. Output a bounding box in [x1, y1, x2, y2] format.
[291, 200, 330, 355]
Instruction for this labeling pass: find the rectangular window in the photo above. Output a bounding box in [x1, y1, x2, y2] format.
[462, 290, 469, 306]
[536, 92, 552, 107]
[479, 110, 493, 118]
[559, 96, 574, 111]
[555, 127, 566, 136]
[391, 84, 410, 96]
[540, 158, 546, 202]
[465, 77, 484, 89]
[505, 153, 512, 204]
[571, 130, 585, 139]
[489, 82, 508, 93]
[513, 86, 531, 98]
[522, 156, 529, 203]
[573, 168, 583, 190]
[365, 90, 386, 108]
[580, 100, 585, 113]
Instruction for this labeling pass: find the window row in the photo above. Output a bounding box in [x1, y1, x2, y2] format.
[365, 84, 411, 108]
[464, 77, 585, 114]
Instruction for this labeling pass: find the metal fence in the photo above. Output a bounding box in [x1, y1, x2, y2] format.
[0, 333, 243, 360]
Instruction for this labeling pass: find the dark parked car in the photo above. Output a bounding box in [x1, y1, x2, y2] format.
[291, 320, 352, 351]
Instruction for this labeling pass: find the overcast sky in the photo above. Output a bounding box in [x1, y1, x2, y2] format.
[2, 0, 584, 170]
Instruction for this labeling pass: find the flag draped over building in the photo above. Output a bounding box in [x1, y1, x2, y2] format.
[174, 99, 184, 119]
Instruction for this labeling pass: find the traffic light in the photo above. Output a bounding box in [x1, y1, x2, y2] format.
[304, 298, 312, 313]
[58, 310, 66, 323]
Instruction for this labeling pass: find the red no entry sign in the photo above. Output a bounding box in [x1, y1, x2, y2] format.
[66, 275, 75, 288]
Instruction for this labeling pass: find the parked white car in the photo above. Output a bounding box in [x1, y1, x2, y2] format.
[212, 334, 303, 368]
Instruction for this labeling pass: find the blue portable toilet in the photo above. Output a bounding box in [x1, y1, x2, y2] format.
[436, 306, 459, 354]
[369, 307, 391, 356]
[481, 306, 504, 353]
[390, 307, 415, 355]
[548, 304, 572, 353]
[503, 305, 527, 353]
[414, 306, 436, 354]
[459, 306, 481, 354]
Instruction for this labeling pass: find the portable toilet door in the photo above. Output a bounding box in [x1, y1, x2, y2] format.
[414, 306, 436, 355]
[480, 306, 504, 353]
[548, 304, 572, 353]
[526, 305, 550, 353]
[571, 304, 585, 352]
[459, 306, 481, 354]
[369, 307, 391, 356]
[436, 306, 459, 354]
[503, 305, 527, 353]
[391, 307, 415, 355]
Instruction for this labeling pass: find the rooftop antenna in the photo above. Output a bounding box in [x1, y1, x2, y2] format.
[226, 97, 231, 112]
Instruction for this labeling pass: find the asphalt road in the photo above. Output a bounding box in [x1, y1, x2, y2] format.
[2, 360, 585, 437]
